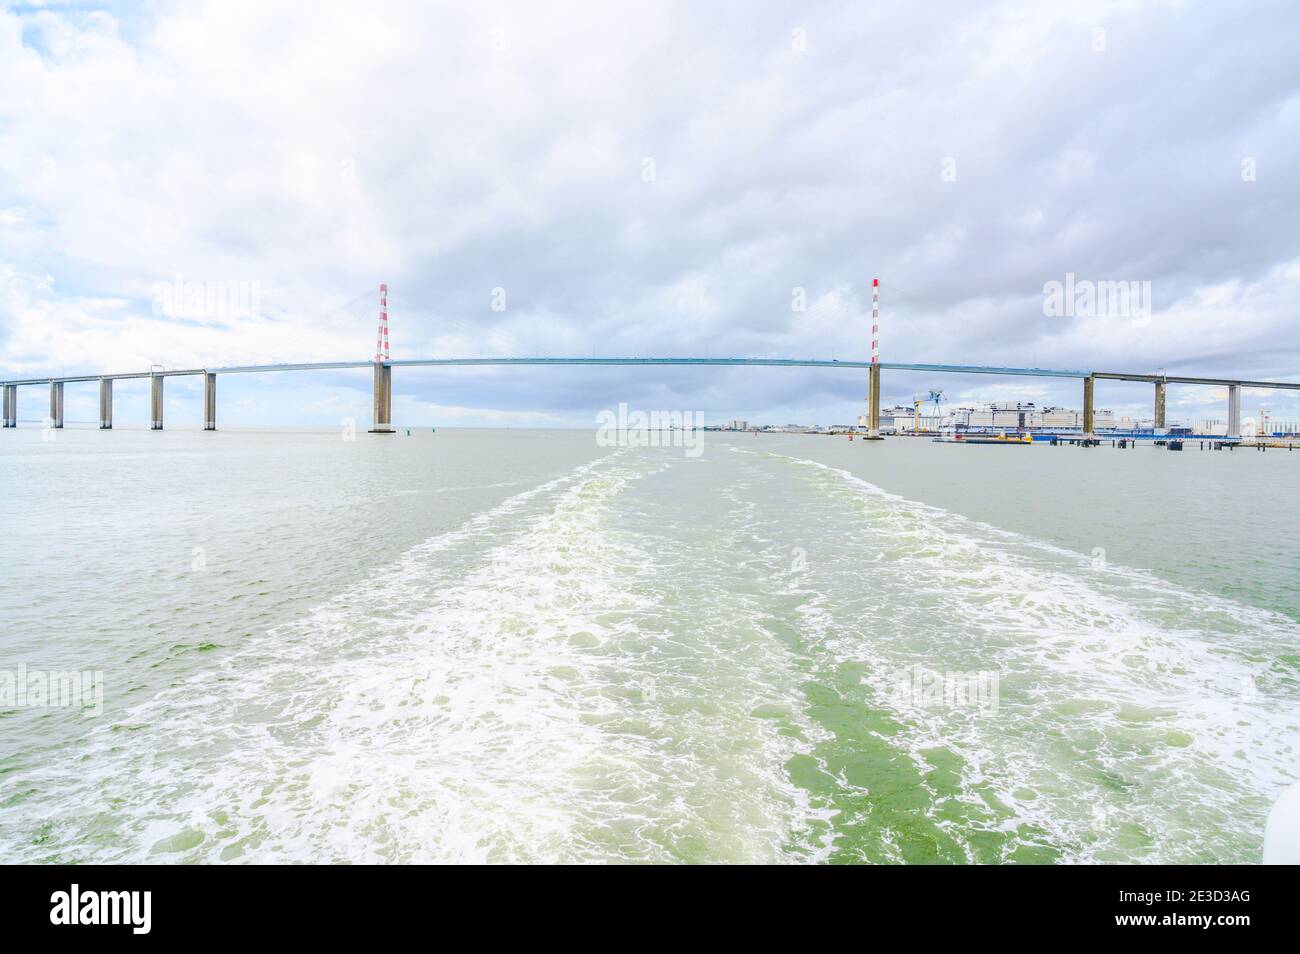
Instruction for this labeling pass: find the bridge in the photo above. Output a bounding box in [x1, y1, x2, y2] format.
[2, 357, 1297, 438]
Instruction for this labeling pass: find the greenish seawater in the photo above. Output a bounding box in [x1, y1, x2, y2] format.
[1, 427, 1297, 863]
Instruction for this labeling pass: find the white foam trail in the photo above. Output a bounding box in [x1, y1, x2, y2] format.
[8, 448, 824, 863]
[760, 450, 1300, 862]
[2, 455, 630, 862]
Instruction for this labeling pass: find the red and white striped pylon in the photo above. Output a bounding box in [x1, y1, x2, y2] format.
[375, 283, 390, 362]
[871, 278, 879, 364]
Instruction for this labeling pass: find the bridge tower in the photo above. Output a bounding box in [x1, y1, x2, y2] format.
[370, 283, 394, 433]
[867, 278, 882, 438]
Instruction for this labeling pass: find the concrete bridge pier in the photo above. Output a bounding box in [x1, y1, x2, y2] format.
[99, 378, 113, 428]
[1228, 383, 1241, 439]
[150, 374, 164, 430]
[2, 383, 12, 427]
[867, 364, 881, 437]
[204, 373, 216, 431]
[49, 381, 64, 428]
[370, 362, 393, 433]
[1083, 375, 1095, 437]
[1154, 380, 1166, 430]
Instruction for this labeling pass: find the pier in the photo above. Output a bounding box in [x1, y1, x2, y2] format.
[2, 359, 1298, 436]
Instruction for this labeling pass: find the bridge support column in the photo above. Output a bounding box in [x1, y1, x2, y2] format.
[868, 364, 881, 437]
[1083, 375, 1095, 437]
[204, 373, 216, 431]
[2, 384, 11, 427]
[1228, 384, 1241, 439]
[49, 381, 63, 428]
[1154, 380, 1166, 431]
[370, 362, 393, 433]
[151, 374, 164, 430]
[99, 378, 113, 429]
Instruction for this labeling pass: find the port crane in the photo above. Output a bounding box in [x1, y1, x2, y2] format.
[911, 389, 945, 433]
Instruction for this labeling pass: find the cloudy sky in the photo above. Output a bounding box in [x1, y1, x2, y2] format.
[1, 0, 1298, 428]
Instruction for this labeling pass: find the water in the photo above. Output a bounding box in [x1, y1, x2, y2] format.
[1, 427, 1297, 863]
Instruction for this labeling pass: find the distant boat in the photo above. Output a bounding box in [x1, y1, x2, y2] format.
[934, 431, 1033, 445]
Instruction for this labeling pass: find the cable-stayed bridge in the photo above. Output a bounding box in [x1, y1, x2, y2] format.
[2, 356, 1296, 438]
[4, 283, 1296, 437]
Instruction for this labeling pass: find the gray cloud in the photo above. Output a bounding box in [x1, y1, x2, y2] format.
[0, 0, 1297, 425]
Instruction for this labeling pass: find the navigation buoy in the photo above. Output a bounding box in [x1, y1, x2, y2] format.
[1263, 779, 1300, 863]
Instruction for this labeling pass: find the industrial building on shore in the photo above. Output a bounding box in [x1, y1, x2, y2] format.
[860, 401, 1126, 433]
[855, 401, 1300, 437]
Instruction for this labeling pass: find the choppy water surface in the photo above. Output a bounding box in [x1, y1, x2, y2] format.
[1, 427, 1297, 863]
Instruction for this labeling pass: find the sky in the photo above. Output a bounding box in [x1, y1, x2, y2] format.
[1, 0, 1298, 428]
